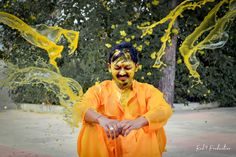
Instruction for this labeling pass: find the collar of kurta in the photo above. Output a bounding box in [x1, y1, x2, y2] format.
[111, 79, 138, 92]
[111, 79, 138, 101]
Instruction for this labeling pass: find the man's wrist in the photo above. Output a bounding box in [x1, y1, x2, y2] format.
[96, 115, 108, 124]
[137, 116, 148, 127]
[95, 114, 103, 123]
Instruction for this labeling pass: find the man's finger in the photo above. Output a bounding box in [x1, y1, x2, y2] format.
[119, 120, 129, 127]
[113, 124, 120, 138]
[124, 127, 133, 136]
[107, 125, 116, 139]
[122, 124, 131, 136]
[122, 123, 131, 130]
[104, 125, 111, 138]
[111, 125, 117, 139]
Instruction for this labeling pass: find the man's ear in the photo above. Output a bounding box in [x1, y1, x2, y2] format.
[135, 63, 139, 72]
[108, 63, 111, 73]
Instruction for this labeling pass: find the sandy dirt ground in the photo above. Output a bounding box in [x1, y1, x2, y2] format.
[0, 107, 235, 157]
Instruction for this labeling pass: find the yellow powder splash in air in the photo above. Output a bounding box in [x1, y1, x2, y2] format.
[138, 0, 236, 81]
[0, 61, 83, 126]
[179, 0, 236, 81]
[0, 12, 79, 73]
[138, 0, 215, 69]
[0, 12, 82, 127]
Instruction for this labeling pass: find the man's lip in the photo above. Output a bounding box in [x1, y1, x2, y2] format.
[117, 76, 128, 80]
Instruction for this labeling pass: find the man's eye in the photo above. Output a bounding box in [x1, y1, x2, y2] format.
[114, 67, 120, 70]
[125, 67, 132, 70]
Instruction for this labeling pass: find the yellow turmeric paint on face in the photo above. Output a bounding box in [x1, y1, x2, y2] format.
[0, 12, 79, 73]
[109, 57, 138, 90]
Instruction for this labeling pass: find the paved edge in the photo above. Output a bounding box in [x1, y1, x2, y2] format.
[4, 102, 220, 113]
[0, 144, 52, 157]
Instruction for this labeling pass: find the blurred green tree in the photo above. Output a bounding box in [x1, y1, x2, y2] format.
[0, 0, 235, 107]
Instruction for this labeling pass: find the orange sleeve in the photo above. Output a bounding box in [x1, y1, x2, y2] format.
[72, 85, 101, 126]
[143, 85, 173, 131]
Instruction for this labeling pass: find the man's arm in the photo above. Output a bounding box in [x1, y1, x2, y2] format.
[119, 116, 149, 136]
[119, 86, 172, 136]
[142, 87, 173, 131]
[84, 109, 120, 139]
[84, 108, 102, 123]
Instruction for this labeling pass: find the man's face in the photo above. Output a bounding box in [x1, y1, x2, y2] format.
[109, 57, 138, 89]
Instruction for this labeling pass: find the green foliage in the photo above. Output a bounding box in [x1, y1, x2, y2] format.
[0, 0, 235, 107]
[175, 1, 236, 107]
[10, 83, 59, 105]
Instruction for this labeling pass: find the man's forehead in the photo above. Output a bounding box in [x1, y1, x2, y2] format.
[112, 58, 134, 66]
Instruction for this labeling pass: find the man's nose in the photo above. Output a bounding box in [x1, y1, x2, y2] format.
[119, 69, 126, 76]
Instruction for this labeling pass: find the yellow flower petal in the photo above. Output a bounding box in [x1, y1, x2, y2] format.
[125, 38, 131, 42]
[116, 40, 122, 44]
[120, 30, 127, 37]
[150, 52, 156, 59]
[177, 58, 182, 64]
[147, 28, 153, 35]
[136, 45, 143, 52]
[144, 41, 150, 46]
[146, 3, 151, 8]
[105, 43, 112, 48]
[111, 24, 116, 29]
[127, 21, 132, 26]
[172, 28, 179, 34]
[152, 0, 159, 6]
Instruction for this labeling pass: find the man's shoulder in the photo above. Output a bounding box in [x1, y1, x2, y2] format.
[134, 80, 162, 93]
[90, 80, 112, 90]
[134, 80, 156, 89]
[85, 80, 111, 94]
[99, 80, 113, 87]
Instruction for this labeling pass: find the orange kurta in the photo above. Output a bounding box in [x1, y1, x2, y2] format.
[76, 80, 172, 157]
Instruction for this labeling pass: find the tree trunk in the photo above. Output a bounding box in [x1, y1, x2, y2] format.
[158, 0, 178, 108]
